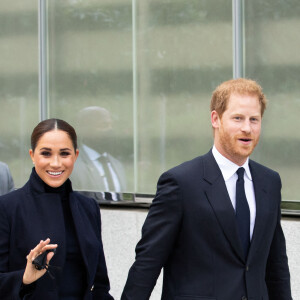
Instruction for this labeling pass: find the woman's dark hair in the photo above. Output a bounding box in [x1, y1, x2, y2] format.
[31, 118, 77, 152]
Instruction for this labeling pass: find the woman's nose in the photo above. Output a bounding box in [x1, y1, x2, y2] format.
[50, 156, 61, 167]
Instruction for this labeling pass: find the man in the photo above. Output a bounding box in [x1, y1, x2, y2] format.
[0, 161, 14, 196]
[121, 79, 292, 300]
[71, 106, 126, 200]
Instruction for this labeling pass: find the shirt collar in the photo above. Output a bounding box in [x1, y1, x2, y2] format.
[82, 144, 108, 161]
[212, 145, 252, 181]
[82, 144, 101, 161]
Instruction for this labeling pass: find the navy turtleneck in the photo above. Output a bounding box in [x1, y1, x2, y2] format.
[39, 170, 87, 299]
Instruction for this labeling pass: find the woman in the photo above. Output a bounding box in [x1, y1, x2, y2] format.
[0, 119, 114, 300]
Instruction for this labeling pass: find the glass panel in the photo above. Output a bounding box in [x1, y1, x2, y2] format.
[245, 0, 300, 202]
[136, 0, 232, 193]
[0, 1, 39, 189]
[48, 0, 232, 197]
[47, 0, 134, 197]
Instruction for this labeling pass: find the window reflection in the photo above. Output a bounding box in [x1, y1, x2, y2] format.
[1, 0, 299, 209]
[71, 107, 127, 201]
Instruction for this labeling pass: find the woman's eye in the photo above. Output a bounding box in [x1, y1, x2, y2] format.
[61, 152, 71, 156]
[41, 151, 51, 156]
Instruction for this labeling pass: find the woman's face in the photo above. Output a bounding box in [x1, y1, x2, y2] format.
[29, 130, 79, 188]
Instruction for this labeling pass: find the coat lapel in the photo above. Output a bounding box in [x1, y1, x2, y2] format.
[203, 151, 245, 262]
[69, 194, 99, 284]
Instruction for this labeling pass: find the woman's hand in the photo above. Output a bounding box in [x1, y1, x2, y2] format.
[22, 238, 58, 285]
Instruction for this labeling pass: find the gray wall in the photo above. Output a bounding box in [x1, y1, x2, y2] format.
[101, 208, 300, 299]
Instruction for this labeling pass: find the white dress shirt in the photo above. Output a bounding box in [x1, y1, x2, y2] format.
[212, 146, 256, 240]
[82, 144, 121, 201]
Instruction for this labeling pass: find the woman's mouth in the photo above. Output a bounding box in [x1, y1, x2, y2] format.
[47, 171, 64, 176]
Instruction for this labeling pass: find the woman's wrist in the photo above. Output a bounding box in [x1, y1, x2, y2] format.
[22, 274, 32, 285]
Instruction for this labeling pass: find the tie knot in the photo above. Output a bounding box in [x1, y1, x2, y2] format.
[99, 155, 109, 163]
[237, 167, 245, 180]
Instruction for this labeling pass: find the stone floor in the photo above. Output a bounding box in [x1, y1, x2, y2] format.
[101, 208, 300, 300]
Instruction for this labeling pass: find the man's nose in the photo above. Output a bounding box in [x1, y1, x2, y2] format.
[241, 120, 251, 133]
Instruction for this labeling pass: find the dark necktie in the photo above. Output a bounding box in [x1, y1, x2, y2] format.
[235, 167, 250, 258]
[99, 155, 115, 191]
[99, 156, 122, 201]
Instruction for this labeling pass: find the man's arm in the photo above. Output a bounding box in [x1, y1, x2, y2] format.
[0, 163, 14, 195]
[121, 171, 183, 300]
[265, 175, 293, 300]
[6, 164, 14, 193]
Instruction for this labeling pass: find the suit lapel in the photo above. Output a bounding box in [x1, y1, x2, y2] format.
[80, 149, 106, 190]
[203, 151, 245, 262]
[247, 161, 269, 260]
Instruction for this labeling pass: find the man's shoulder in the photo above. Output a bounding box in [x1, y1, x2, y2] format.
[0, 161, 9, 173]
[249, 159, 279, 176]
[249, 159, 281, 186]
[163, 151, 212, 179]
[0, 161, 8, 167]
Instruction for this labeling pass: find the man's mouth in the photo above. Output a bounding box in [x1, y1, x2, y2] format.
[47, 171, 64, 176]
[238, 138, 253, 145]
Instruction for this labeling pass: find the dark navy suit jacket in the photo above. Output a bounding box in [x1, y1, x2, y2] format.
[0, 169, 114, 300]
[122, 150, 292, 300]
[0, 161, 14, 196]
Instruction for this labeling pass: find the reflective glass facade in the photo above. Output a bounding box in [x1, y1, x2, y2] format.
[0, 1, 299, 210]
[0, 1, 39, 186]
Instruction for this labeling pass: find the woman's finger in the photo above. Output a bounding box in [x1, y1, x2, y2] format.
[29, 239, 49, 257]
[26, 249, 35, 262]
[26, 239, 57, 263]
[41, 244, 58, 253]
[46, 251, 56, 265]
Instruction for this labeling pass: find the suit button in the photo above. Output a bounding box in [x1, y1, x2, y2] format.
[246, 265, 249, 271]
[241, 297, 247, 300]
[90, 285, 94, 291]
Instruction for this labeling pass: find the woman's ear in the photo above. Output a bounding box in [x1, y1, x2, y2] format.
[29, 149, 35, 164]
[75, 149, 79, 160]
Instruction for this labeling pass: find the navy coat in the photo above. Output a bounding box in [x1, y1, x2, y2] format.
[0, 169, 114, 300]
[121, 150, 292, 300]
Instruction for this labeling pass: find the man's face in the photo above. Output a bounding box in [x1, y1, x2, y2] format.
[211, 93, 262, 166]
[81, 109, 113, 151]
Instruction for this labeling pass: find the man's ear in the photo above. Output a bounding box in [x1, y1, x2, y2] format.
[211, 110, 220, 129]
